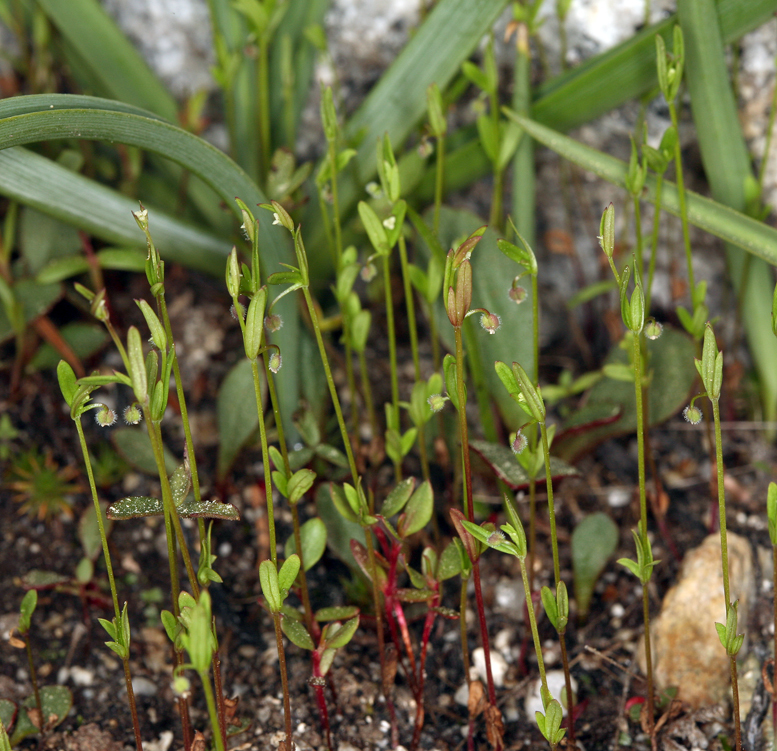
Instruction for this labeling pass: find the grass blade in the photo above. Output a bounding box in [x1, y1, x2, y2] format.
[36, 0, 177, 121]
[504, 110, 777, 266]
[678, 0, 777, 423]
[532, 0, 777, 133]
[0, 147, 230, 275]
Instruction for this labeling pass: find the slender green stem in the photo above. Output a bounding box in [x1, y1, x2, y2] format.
[711, 400, 731, 609]
[528, 477, 537, 593]
[301, 287, 358, 483]
[632, 331, 655, 739]
[328, 140, 343, 267]
[398, 235, 420, 381]
[75, 418, 143, 750]
[250, 359, 277, 565]
[668, 102, 695, 299]
[558, 630, 576, 746]
[539, 423, 561, 587]
[272, 613, 294, 751]
[433, 134, 445, 238]
[772, 545, 777, 744]
[319, 190, 336, 264]
[645, 175, 663, 314]
[357, 347, 379, 438]
[343, 320, 359, 436]
[200, 669, 226, 751]
[258, 35, 270, 185]
[729, 655, 742, 751]
[633, 194, 644, 282]
[23, 633, 42, 727]
[759, 69, 777, 189]
[383, 253, 402, 480]
[518, 558, 548, 696]
[453, 326, 472, 521]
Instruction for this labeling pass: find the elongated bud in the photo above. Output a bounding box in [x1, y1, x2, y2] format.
[235, 198, 256, 245]
[127, 327, 147, 403]
[599, 203, 615, 261]
[321, 85, 338, 143]
[226, 247, 241, 298]
[136, 299, 167, 352]
[244, 288, 268, 360]
[427, 82, 447, 138]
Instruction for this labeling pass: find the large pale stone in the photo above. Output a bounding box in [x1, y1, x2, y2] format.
[638, 533, 754, 709]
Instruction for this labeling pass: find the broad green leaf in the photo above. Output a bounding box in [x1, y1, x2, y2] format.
[380, 477, 415, 518]
[107, 496, 164, 520]
[281, 616, 315, 650]
[27, 323, 108, 371]
[553, 326, 697, 460]
[323, 616, 360, 649]
[10, 686, 72, 746]
[112, 428, 177, 476]
[470, 439, 578, 489]
[19, 207, 81, 274]
[0, 279, 61, 344]
[217, 359, 261, 480]
[398, 480, 433, 537]
[316, 484, 364, 569]
[77, 502, 112, 561]
[21, 570, 70, 589]
[285, 517, 327, 571]
[178, 499, 240, 521]
[315, 606, 360, 622]
[572, 513, 619, 620]
[0, 699, 15, 732]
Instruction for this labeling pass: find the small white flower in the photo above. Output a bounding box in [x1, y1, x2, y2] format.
[366, 182, 382, 199]
[272, 213, 281, 226]
[382, 216, 396, 231]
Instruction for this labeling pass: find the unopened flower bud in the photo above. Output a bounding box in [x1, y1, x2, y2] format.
[509, 283, 527, 304]
[644, 319, 663, 340]
[510, 430, 527, 455]
[265, 314, 283, 333]
[480, 311, 501, 335]
[427, 394, 447, 413]
[365, 182, 382, 199]
[95, 405, 117, 427]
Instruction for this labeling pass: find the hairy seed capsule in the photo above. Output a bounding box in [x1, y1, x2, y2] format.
[683, 405, 702, 425]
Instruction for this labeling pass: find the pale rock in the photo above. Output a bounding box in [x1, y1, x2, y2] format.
[472, 646, 508, 688]
[524, 670, 577, 717]
[638, 533, 754, 709]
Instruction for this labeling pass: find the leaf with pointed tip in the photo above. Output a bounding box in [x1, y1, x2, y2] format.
[10, 686, 72, 746]
[178, 499, 240, 521]
[281, 616, 315, 650]
[470, 439, 578, 489]
[572, 513, 619, 620]
[315, 606, 360, 622]
[323, 616, 360, 649]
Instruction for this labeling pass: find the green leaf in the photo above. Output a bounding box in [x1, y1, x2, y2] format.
[77, 502, 111, 561]
[106, 496, 164, 520]
[318, 484, 365, 569]
[357, 201, 390, 255]
[0, 279, 61, 344]
[178, 499, 240, 521]
[470, 439, 578, 489]
[380, 477, 416, 518]
[281, 616, 315, 650]
[323, 616, 360, 649]
[315, 606, 360, 622]
[287, 468, 316, 505]
[437, 541, 463, 581]
[286, 517, 327, 571]
[398, 480, 433, 537]
[28, 324, 108, 372]
[278, 555, 301, 593]
[112, 427, 177, 476]
[57, 360, 78, 407]
[572, 513, 619, 620]
[217, 359, 261, 480]
[259, 560, 282, 612]
[553, 326, 697, 461]
[10, 686, 72, 746]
